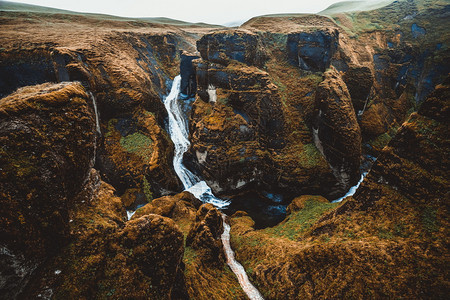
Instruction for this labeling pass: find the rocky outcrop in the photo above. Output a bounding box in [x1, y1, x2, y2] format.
[189, 59, 288, 194]
[229, 80, 450, 299]
[342, 65, 374, 113]
[20, 171, 186, 299]
[180, 51, 200, 98]
[131, 191, 202, 221]
[0, 82, 96, 298]
[88, 32, 185, 199]
[287, 29, 339, 72]
[339, 77, 449, 212]
[100, 107, 182, 206]
[186, 204, 224, 265]
[0, 48, 81, 99]
[188, 30, 346, 198]
[183, 204, 247, 299]
[0, 82, 189, 299]
[196, 30, 268, 67]
[313, 67, 362, 194]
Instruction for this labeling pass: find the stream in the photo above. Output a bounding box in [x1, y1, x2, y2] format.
[163, 75, 264, 299]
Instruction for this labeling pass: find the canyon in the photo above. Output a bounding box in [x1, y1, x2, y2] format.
[0, 0, 449, 299]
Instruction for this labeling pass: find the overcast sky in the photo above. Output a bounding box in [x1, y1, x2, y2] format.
[5, 0, 378, 25]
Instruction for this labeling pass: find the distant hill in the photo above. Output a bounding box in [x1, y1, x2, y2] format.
[0, 1, 223, 27]
[319, 0, 394, 15]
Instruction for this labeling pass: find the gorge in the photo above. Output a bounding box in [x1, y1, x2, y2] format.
[0, 0, 449, 299]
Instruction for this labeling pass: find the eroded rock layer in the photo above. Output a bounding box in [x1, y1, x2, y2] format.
[229, 80, 450, 299]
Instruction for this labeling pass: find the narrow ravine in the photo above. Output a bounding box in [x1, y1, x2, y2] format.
[332, 172, 366, 203]
[164, 75, 263, 299]
[163, 75, 229, 208]
[221, 215, 264, 300]
[88, 91, 101, 135]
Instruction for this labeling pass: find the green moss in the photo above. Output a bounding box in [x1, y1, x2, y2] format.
[264, 199, 338, 240]
[377, 228, 394, 239]
[120, 132, 153, 160]
[0, 147, 36, 178]
[297, 143, 323, 168]
[105, 118, 118, 138]
[142, 176, 153, 202]
[369, 132, 392, 150]
[218, 97, 229, 105]
[183, 246, 198, 267]
[422, 206, 439, 233]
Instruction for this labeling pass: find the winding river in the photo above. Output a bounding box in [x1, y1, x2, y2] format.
[163, 75, 264, 300]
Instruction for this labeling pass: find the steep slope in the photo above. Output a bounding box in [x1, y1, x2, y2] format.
[0, 0, 449, 298]
[229, 78, 449, 299]
[185, 0, 449, 205]
[0, 7, 225, 298]
[0, 7, 224, 208]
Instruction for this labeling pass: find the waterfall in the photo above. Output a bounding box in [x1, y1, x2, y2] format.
[163, 75, 229, 208]
[88, 92, 101, 135]
[331, 172, 367, 203]
[221, 215, 264, 300]
[164, 75, 263, 299]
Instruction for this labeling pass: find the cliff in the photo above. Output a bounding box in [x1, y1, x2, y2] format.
[229, 78, 449, 298]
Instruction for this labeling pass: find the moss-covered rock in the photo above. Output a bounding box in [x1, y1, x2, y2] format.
[131, 191, 201, 221]
[228, 80, 450, 299]
[20, 171, 186, 299]
[0, 82, 96, 298]
[99, 108, 182, 202]
[313, 67, 362, 194]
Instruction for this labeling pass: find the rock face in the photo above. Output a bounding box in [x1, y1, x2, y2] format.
[287, 29, 339, 72]
[89, 33, 185, 200]
[342, 65, 374, 113]
[186, 204, 224, 265]
[0, 82, 96, 298]
[183, 203, 248, 299]
[0, 14, 204, 208]
[189, 58, 288, 194]
[131, 191, 202, 220]
[189, 30, 343, 198]
[180, 51, 200, 98]
[0, 81, 189, 299]
[19, 172, 186, 299]
[196, 30, 268, 67]
[228, 80, 450, 299]
[313, 67, 362, 193]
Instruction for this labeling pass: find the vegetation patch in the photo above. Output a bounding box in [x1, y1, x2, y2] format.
[264, 199, 338, 240]
[142, 176, 153, 202]
[421, 206, 439, 233]
[119, 132, 153, 161]
[297, 143, 324, 169]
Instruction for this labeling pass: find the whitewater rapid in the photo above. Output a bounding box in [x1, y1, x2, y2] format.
[332, 172, 367, 203]
[163, 75, 229, 208]
[164, 75, 263, 299]
[221, 215, 264, 300]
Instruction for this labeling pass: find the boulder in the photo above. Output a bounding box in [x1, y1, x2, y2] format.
[287, 29, 339, 72]
[313, 67, 362, 195]
[197, 30, 268, 67]
[0, 82, 96, 298]
[186, 204, 225, 266]
[131, 191, 202, 221]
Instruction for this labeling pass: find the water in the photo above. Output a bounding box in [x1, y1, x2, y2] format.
[163, 75, 229, 208]
[164, 75, 262, 299]
[88, 92, 101, 135]
[221, 215, 264, 300]
[224, 190, 287, 229]
[331, 172, 367, 203]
